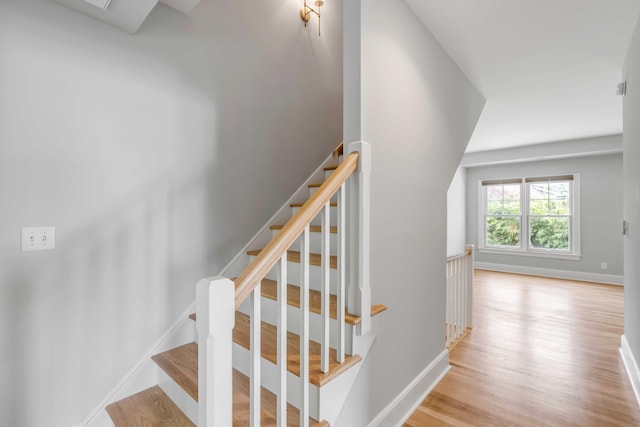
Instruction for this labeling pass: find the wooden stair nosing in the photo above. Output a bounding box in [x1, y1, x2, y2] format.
[106, 385, 194, 427]
[149, 343, 329, 426]
[259, 278, 387, 326]
[151, 343, 198, 402]
[247, 249, 337, 269]
[233, 311, 362, 387]
[188, 278, 388, 325]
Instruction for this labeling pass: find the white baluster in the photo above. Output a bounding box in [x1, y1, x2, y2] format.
[250, 282, 261, 427]
[456, 258, 461, 339]
[321, 202, 331, 373]
[196, 277, 235, 427]
[337, 183, 346, 363]
[446, 262, 451, 346]
[277, 255, 287, 427]
[300, 226, 310, 427]
[466, 244, 474, 329]
[462, 256, 467, 332]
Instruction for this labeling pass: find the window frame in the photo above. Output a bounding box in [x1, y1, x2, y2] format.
[478, 174, 581, 260]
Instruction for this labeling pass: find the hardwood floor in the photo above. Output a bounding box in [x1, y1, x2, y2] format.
[405, 270, 640, 427]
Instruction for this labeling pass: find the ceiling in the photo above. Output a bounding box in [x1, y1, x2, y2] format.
[403, 0, 640, 153]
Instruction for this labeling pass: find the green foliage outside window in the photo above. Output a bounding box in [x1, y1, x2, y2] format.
[484, 181, 572, 251]
[487, 217, 520, 247]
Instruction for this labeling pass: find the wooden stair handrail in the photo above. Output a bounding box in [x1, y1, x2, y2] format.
[446, 248, 472, 263]
[234, 151, 359, 309]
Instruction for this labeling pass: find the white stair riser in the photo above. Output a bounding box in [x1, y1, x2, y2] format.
[271, 230, 338, 254]
[231, 343, 362, 423]
[157, 370, 198, 425]
[262, 261, 339, 294]
[236, 298, 356, 353]
[291, 206, 338, 227]
[308, 186, 338, 203]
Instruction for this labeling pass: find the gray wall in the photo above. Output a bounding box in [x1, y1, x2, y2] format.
[0, 1, 342, 426]
[336, 0, 485, 424]
[447, 167, 467, 257]
[466, 153, 623, 276]
[623, 14, 640, 372]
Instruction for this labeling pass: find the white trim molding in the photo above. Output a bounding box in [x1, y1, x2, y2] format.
[621, 335, 640, 407]
[475, 262, 623, 286]
[367, 350, 450, 427]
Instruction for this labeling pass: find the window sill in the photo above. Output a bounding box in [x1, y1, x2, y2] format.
[478, 248, 581, 261]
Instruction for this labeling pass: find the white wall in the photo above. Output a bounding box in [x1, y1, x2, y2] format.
[0, 1, 342, 426]
[623, 13, 640, 389]
[466, 153, 624, 277]
[447, 167, 467, 257]
[336, 0, 485, 424]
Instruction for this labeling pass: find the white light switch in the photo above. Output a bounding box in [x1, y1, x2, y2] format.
[21, 227, 55, 251]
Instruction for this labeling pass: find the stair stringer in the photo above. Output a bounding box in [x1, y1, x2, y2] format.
[77, 151, 338, 427]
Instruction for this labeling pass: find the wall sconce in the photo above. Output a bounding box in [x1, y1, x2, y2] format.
[300, 0, 324, 36]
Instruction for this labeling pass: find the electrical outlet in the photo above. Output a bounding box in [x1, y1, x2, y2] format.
[600, 262, 607, 270]
[21, 227, 55, 251]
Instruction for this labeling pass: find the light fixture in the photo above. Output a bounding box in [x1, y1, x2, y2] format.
[300, 0, 324, 36]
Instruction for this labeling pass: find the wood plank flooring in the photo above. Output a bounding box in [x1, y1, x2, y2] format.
[405, 270, 640, 427]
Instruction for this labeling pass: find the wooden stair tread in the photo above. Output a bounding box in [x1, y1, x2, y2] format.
[233, 311, 362, 387]
[270, 224, 338, 234]
[188, 278, 388, 325]
[308, 183, 322, 188]
[148, 343, 328, 426]
[247, 249, 337, 269]
[106, 386, 194, 427]
[290, 202, 337, 208]
[152, 343, 198, 401]
[324, 165, 337, 171]
[259, 278, 387, 325]
[233, 369, 329, 427]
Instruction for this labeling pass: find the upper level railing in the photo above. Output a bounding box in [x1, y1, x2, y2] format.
[445, 245, 474, 348]
[196, 141, 371, 427]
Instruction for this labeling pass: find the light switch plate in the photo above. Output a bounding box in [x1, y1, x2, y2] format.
[21, 227, 55, 251]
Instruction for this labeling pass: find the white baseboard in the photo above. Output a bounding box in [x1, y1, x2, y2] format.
[621, 335, 640, 408]
[367, 349, 450, 427]
[475, 262, 623, 286]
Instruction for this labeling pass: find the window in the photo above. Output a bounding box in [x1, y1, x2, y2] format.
[479, 175, 580, 259]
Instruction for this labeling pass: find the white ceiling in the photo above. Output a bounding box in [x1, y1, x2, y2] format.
[403, 0, 640, 153]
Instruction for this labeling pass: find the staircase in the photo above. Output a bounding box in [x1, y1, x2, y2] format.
[103, 142, 385, 426]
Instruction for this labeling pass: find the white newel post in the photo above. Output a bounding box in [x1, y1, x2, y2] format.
[197, 277, 235, 427]
[347, 141, 372, 334]
[465, 244, 474, 329]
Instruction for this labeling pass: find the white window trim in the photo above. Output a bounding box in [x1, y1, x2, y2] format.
[477, 174, 581, 260]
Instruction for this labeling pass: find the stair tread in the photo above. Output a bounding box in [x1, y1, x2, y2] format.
[270, 224, 338, 234]
[233, 368, 329, 427]
[308, 183, 322, 188]
[234, 311, 362, 387]
[259, 278, 387, 325]
[152, 343, 198, 401]
[106, 385, 194, 427]
[189, 278, 387, 325]
[247, 249, 337, 269]
[324, 165, 337, 171]
[290, 202, 337, 208]
[149, 343, 328, 426]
